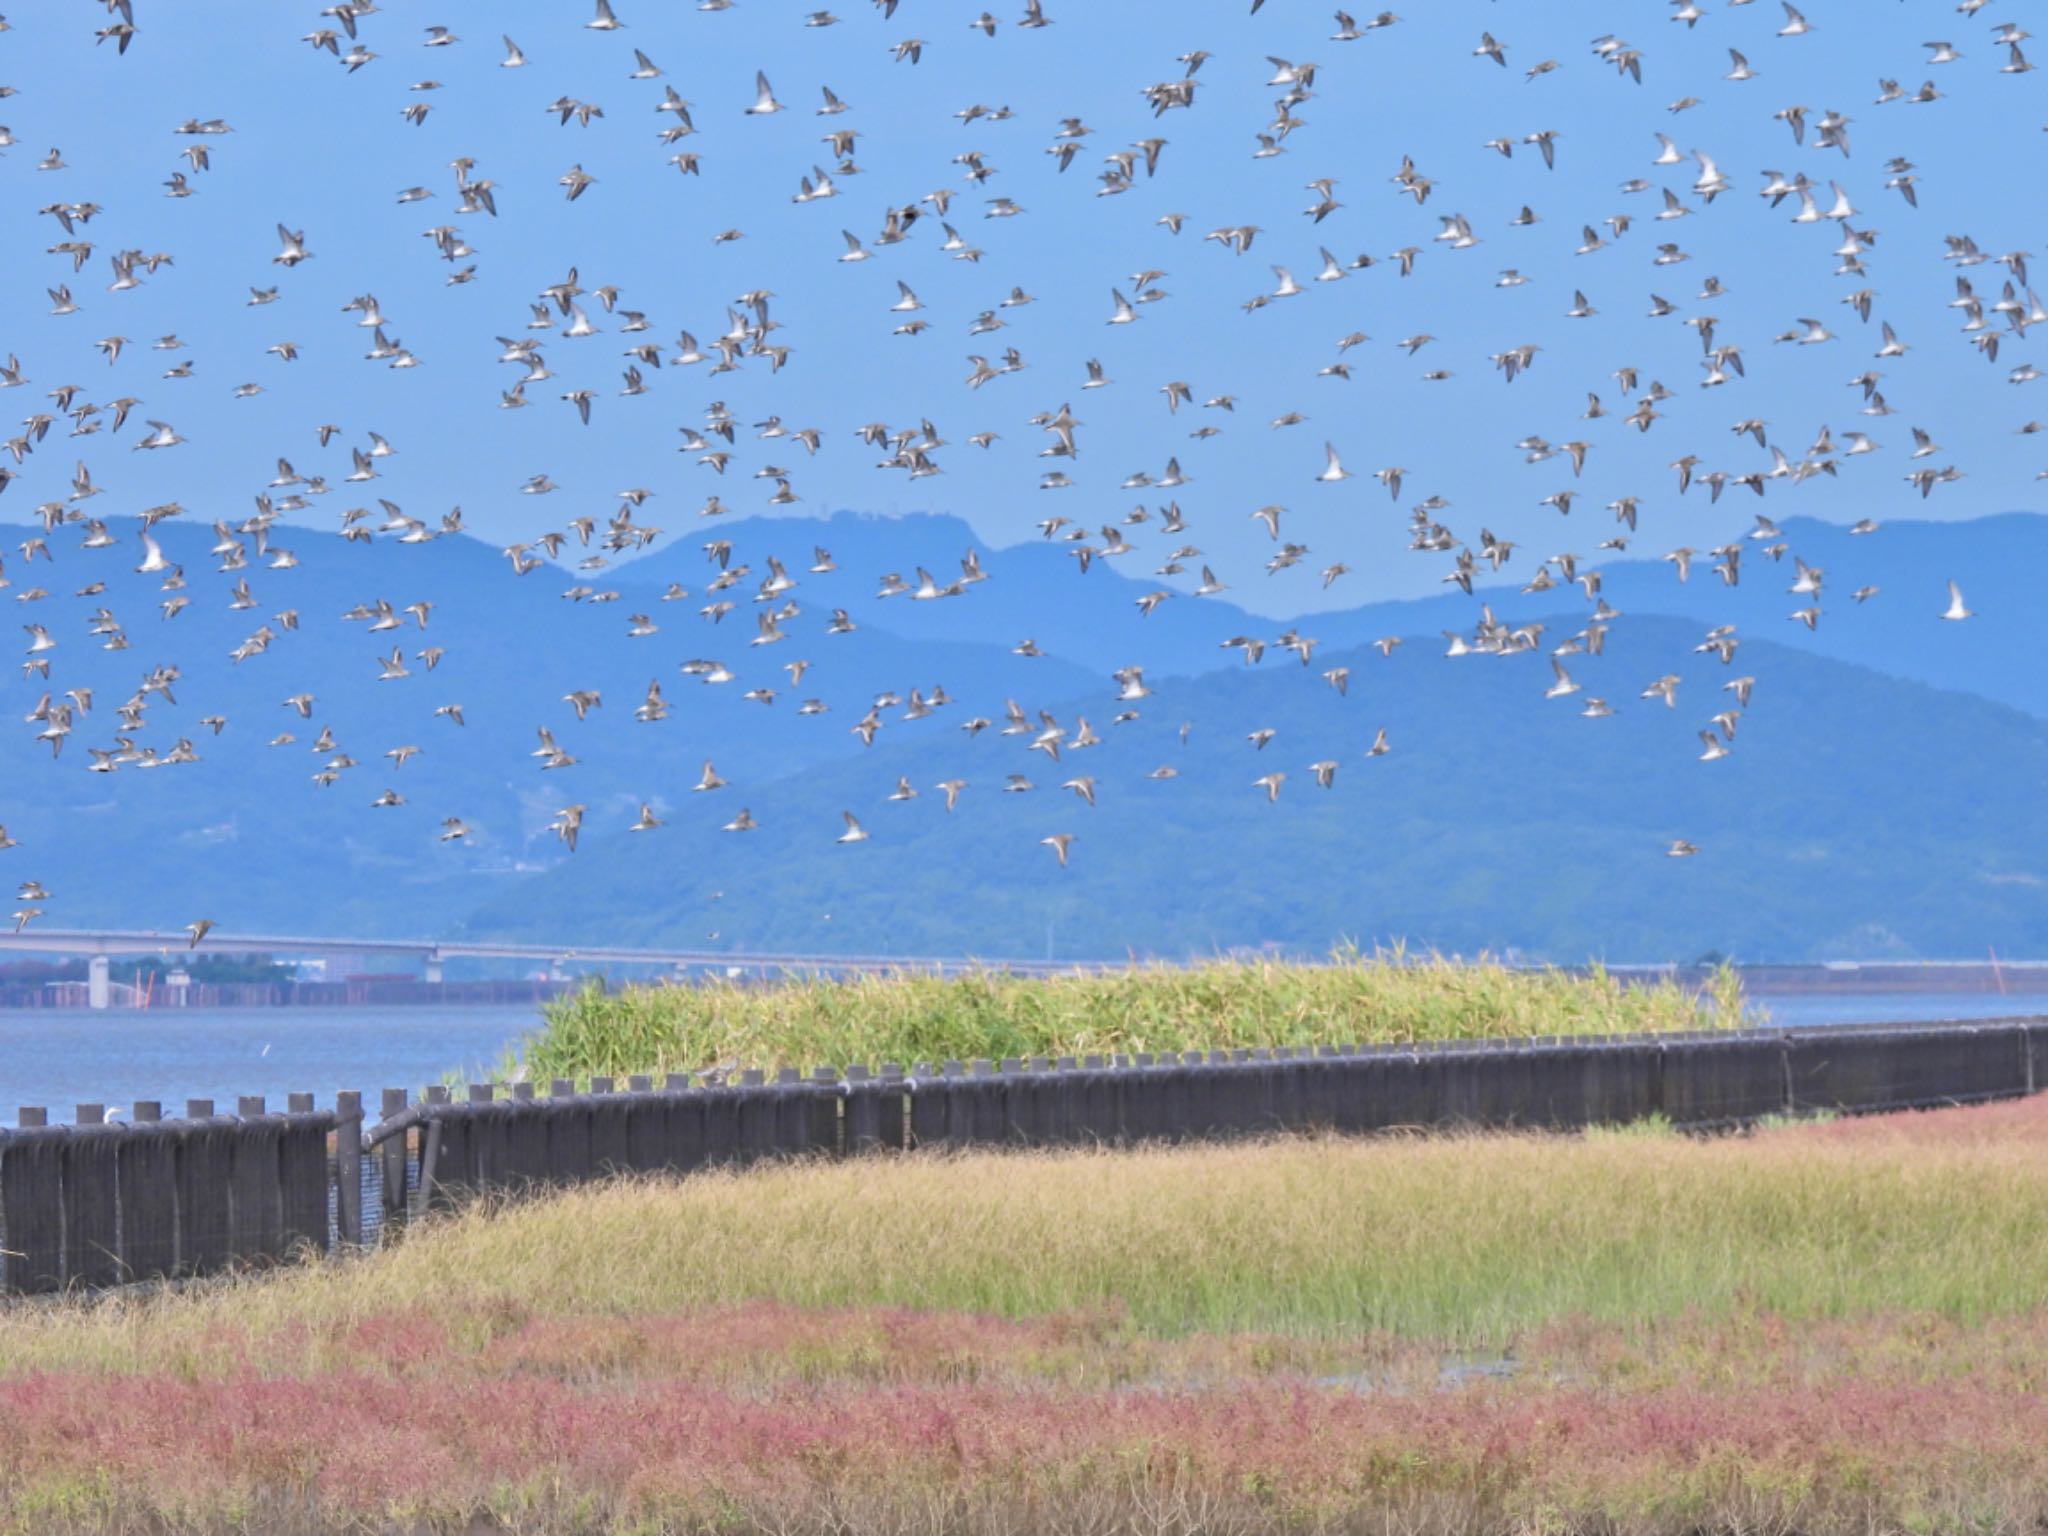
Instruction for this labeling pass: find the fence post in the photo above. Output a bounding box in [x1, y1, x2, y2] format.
[65, 1106, 121, 1290]
[116, 1103, 177, 1283]
[179, 1100, 230, 1277]
[880, 1063, 907, 1151]
[378, 1089, 409, 1229]
[907, 1062, 945, 1150]
[928, 1059, 963, 1144]
[810, 1066, 841, 1155]
[700, 1071, 738, 1167]
[457, 1083, 499, 1193]
[501, 1084, 548, 1186]
[546, 1076, 593, 1186]
[334, 1092, 364, 1250]
[414, 1118, 443, 1218]
[1048, 1057, 1078, 1145]
[1072, 1056, 1106, 1144]
[589, 1078, 629, 1174]
[772, 1067, 809, 1155]
[999, 1058, 1031, 1144]
[228, 1097, 287, 1265]
[279, 1098, 330, 1259]
[1, 1110, 60, 1294]
[844, 1064, 870, 1149]
[736, 1069, 774, 1161]
[648, 1073, 702, 1176]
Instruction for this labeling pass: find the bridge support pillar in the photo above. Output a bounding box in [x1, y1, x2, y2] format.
[87, 955, 110, 1010]
[424, 953, 444, 986]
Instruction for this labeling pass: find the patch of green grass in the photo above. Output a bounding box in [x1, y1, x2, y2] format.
[331, 1128, 2048, 1340]
[1581, 1112, 1678, 1140]
[10, 1114, 2046, 1375]
[1751, 1109, 1841, 1132]
[513, 949, 1748, 1082]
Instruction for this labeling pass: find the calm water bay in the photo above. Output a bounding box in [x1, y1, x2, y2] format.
[1753, 992, 2048, 1029]
[0, 991, 2044, 1122]
[0, 1004, 545, 1119]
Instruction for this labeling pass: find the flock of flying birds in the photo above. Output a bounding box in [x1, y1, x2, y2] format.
[0, 0, 2031, 945]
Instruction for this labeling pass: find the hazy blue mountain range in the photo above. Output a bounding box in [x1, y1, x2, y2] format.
[0, 515, 1097, 934]
[455, 610, 2048, 963]
[616, 509, 2045, 717]
[2, 511, 2039, 959]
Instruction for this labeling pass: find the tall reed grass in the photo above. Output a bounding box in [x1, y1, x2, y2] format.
[518, 949, 1747, 1081]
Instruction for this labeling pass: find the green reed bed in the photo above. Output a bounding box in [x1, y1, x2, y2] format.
[517, 949, 1747, 1081]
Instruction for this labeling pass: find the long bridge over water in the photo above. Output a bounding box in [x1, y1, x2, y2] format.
[2, 929, 2042, 1011]
[0, 928, 1104, 1008]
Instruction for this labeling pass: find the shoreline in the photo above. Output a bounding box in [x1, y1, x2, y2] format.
[1, 961, 2040, 1012]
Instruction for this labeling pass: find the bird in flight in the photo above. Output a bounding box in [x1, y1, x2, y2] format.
[0, 0, 2017, 963]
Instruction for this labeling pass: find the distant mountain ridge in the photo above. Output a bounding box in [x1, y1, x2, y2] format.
[0, 509, 2036, 958]
[457, 613, 2048, 963]
[613, 508, 2046, 716]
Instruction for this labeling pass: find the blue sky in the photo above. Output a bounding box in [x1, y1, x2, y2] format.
[0, 0, 2040, 614]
